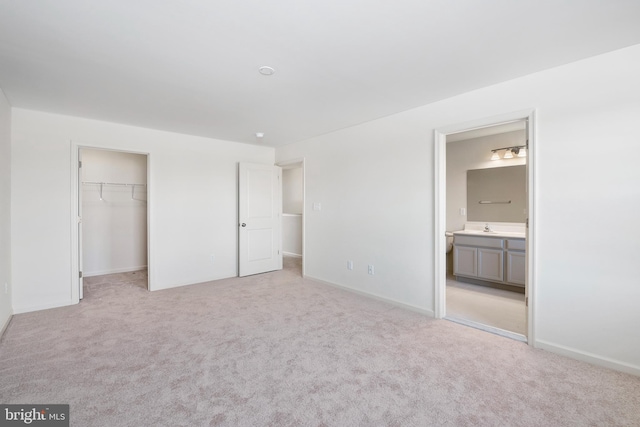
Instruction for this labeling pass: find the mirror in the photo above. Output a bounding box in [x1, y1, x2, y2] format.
[467, 165, 526, 223]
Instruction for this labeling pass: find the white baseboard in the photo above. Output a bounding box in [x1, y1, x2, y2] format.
[12, 299, 76, 315]
[84, 265, 147, 277]
[536, 339, 640, 377]
[283, 252, 302, 258]
[305, 275, 435, 317]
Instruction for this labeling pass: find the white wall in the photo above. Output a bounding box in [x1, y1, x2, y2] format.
[11, 109, 274, 313]
[282, 215, 303, 256]
[81, 149, 147, 276]
[283, 168, 303, 214]
[0, 88, 12, 333]
[276, 44, 640, 374]
[282, 167, 303, 256]
[446, 130, 526, 232]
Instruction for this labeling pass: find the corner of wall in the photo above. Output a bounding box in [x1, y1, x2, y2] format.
[0, 86, 13, 336]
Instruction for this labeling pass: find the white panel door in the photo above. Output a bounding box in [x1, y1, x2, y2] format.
[239, 163, 282, 277]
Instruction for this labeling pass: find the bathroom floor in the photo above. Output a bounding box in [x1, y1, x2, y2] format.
[446, 275, 526, 336]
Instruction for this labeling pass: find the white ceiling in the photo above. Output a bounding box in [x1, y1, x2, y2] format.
[1, 1, 639, 147]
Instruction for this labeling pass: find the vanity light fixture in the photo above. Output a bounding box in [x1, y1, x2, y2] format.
[490, 145, 526, 160]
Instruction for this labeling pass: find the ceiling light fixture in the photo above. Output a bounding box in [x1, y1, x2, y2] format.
[258, 66, 275, 76]
[490, 145, 526, 160]
[255, 132, 265, 139]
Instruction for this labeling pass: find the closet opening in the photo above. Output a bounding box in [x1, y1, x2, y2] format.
[78, 148, 149, 298]
[278, 159, 305, 277]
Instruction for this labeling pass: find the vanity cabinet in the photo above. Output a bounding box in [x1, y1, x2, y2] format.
[453, 234, 525, 287]
[478, 248, 504, 282]
[506, 239, 526, 286]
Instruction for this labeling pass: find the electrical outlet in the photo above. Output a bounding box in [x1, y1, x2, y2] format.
[4, 283, 7, 294]
[347, 260, 353, 270]
[368, 265, 374, 275]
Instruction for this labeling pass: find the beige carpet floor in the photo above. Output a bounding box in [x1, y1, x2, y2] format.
[1, 257, 639, 426]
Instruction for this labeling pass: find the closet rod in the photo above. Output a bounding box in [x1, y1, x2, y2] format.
[82, 181, 146, 187]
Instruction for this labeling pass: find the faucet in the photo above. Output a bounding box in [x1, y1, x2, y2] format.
[484, 223, 491, 232]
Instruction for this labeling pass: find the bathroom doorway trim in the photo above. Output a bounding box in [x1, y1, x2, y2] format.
[433, 109, 537, 345]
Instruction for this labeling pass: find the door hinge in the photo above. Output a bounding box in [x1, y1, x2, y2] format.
[78, 160, 82, 168]
[526, 218, 529, 228]
[525, 296, 528, 307]
[79, 271, 83, 279]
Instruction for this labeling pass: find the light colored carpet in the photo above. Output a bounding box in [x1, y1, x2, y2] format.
[446, 276, 527, 336]
[1, 257, 639, 426]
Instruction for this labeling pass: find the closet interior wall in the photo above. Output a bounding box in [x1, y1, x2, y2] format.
[81, 149, 147, 277]
[282, 166, 303, 257]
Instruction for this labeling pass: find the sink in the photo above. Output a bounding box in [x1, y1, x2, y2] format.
[455, 230, 496, 234]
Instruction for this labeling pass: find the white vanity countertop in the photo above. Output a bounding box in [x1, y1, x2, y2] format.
[453, 230, 526, 239]
[453, 222, 526, 239]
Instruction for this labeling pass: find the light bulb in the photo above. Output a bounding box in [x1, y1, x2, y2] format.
[503, 149, 514, 159]
[517, 148, 527, 158]
[490, 151, 500, 161]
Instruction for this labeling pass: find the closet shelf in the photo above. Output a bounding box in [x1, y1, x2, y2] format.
[82, 181, 146, 187]
[82, 181, 147, 202]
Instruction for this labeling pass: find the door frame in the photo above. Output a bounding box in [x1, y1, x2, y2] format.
[276, 158, 306, 277]
[433, 109, 537, 344]
[70, 141, 152, 303]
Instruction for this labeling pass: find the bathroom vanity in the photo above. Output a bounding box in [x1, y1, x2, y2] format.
[453, 230, 525, 288]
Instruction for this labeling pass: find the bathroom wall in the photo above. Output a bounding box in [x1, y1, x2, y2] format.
[446, 130, 526, 232]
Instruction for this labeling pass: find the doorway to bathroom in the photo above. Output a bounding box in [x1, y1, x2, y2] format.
[434, 110, 536, 343]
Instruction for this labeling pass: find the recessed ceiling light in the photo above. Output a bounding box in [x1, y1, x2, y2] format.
[255, 132, 265, 138]
[258, 66, 275, 76]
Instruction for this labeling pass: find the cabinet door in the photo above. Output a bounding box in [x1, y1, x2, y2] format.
[454, 246, 477, 277]
[507, 251, 526, 286]
[477, 248, 504, 282]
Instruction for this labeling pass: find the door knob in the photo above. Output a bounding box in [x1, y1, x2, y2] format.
[241, 223, 246, 227]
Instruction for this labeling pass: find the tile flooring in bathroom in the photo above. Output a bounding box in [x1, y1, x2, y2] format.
[446, 274, 526, 337]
